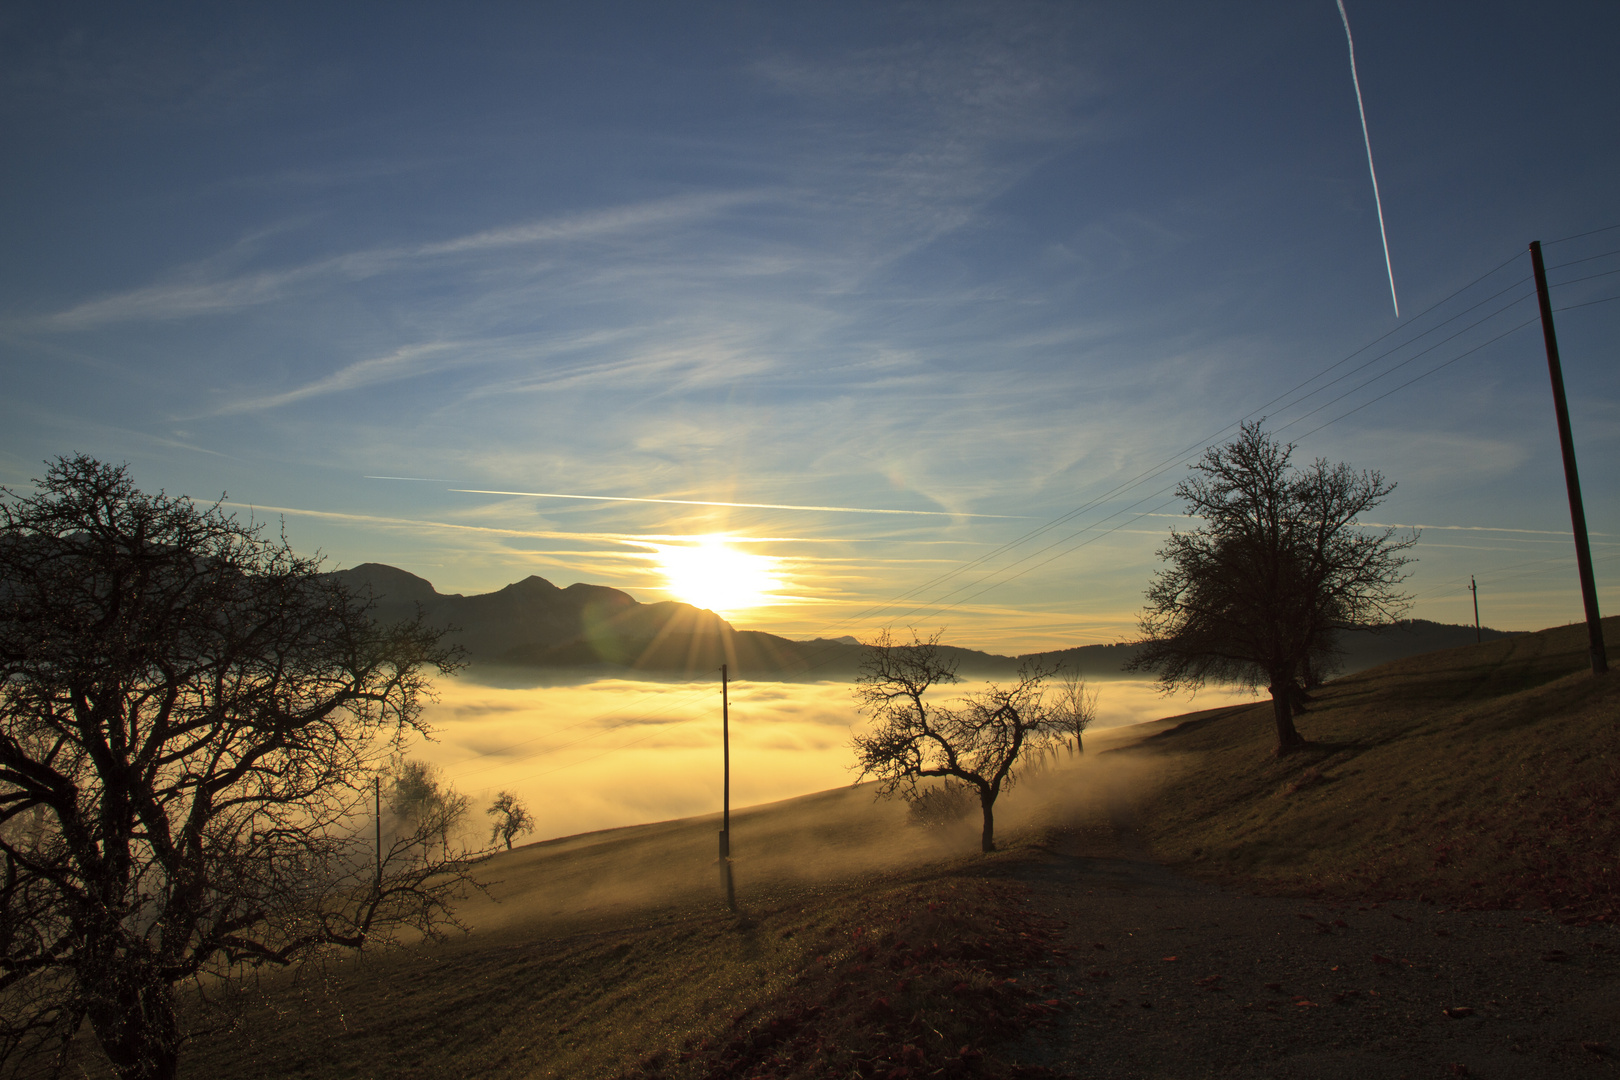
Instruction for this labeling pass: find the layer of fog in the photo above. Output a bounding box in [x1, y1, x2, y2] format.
[447, 733, 1181, 935]
[406, 672, 1258, 844]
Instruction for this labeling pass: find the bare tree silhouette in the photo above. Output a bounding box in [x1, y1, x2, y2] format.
[0, 457, 483, 1080]
[485, 791, 536, 851]
[852, 630, 1062, 853]
[1129, 424, 1416, 755]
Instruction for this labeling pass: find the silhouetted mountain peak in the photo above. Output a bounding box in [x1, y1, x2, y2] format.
[331, 563, 443, 604]
[498, 575, 564, 596]
[562, 581, 637, 608]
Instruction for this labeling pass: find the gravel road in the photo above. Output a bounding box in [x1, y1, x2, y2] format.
[999, 829, 1619, 1080]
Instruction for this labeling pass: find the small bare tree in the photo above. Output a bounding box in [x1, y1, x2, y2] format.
[851, 630, 1061, 853]
[388, 757, 472, 857]
[485, 792, 536, 851]
[1049, 669, 1099, 754]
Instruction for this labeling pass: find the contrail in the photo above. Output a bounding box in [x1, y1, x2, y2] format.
[1337, 0, 1399, 318]
[446, 488, 1027, 519]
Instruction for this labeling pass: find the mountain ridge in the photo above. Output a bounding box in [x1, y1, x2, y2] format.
[327, 563, 1513, 682]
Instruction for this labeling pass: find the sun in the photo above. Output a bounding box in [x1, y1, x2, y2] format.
[654, 536, 782, 615]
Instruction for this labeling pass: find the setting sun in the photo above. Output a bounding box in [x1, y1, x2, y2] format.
[653, 536, 782, 614]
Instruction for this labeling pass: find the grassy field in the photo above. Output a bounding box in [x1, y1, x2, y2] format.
[1121, 616, 1620, 919]
[162, 769, 1095, 1079]
[57, 615, 1618, 1078]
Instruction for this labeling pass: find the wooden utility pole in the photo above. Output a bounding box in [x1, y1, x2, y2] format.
[1469, 576, 1481, 644]
[718, 664, 735, 910]
[1529, 241, 1608, 676]
[374, 775, 383, 889]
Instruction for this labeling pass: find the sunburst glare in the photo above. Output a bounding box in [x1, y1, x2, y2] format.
[652, 536, 783, 615]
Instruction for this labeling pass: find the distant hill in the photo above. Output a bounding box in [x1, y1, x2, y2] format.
[327, 563, 1513, 683]
[1026, 619, 1515, 680]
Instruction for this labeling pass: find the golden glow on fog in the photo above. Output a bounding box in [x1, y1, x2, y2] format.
[411, 676, 1260, 843]
[653, 535, 782, 614]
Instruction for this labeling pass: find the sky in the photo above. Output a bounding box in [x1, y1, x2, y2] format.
[3, 0, 1618, 654]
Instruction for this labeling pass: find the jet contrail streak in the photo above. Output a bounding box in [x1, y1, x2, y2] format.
[1337, 0, 1399, 318]
[447, 488, 1027, 519]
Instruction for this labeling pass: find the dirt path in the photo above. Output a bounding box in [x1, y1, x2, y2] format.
[997, 823, 1620, 1079]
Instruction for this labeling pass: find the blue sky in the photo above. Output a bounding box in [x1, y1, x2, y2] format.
[2, 1, 1617, 652]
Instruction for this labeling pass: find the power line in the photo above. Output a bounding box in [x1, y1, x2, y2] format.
[805, 256, 1534, 640]
[1292, 313, 1541, 440]
[438, 239, 1614, 788]
[1554, 294, 1620, 313]
[1546, 222, 1620, 245]
[1545, 246, 1620, 270]
[1273, 286, 1535, 434]
[806, 253, 1533, 636]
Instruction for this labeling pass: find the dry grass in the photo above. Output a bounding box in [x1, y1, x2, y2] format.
[1122, 616, 1620, 920]
[143, 774, 1091, 1079]
[57, 617, 1616, 1077]
[163, 857, 1066, 1080]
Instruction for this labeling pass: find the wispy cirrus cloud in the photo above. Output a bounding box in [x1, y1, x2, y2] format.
[204, 340, 467, 416]
[30, 191, 759, 331]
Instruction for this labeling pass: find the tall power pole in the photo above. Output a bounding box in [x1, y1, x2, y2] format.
[374, 775, 382, 889]
[718, 664, 735, 910]
[1469, 576, 1481, 644]
[1529, 240, 1607, 675]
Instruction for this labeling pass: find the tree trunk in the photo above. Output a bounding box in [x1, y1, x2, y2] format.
[86, 972, 180, 1080]
[979, 795, 996, 853]
[1269, 684, 1306, 755]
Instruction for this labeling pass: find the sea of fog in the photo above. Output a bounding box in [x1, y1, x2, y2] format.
[404, 672, 1261, 844]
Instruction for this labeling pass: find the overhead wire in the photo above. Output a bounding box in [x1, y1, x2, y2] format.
[437, 237, 1615, 788]
[1545, 222, 1620, 245]
[802, 252, 1533, 636]
[1545, 245, 1620, 270]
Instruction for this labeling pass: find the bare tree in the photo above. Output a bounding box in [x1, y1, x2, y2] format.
[0, 457, 485, 1080]
[388, 757, 472, 857]
[1048, 669, 1099, 754]
[1128, 423, 1417, 754]
[485, 791, 536, 851]
[851, 630, 1061, 853]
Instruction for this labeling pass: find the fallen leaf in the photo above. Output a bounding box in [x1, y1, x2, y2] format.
[1443, 1006, 1475, 1019]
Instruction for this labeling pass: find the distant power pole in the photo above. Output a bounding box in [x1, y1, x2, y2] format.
[1469, 576, 1481, 644]
[718, 664, 736, 910]
[374, 775, 382, 889]
[1529, 240, 1608, 676]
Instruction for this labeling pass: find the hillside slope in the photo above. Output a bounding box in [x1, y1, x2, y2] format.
[1116, 616, 1620, 920]
[152, 618, 1617, 1079]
